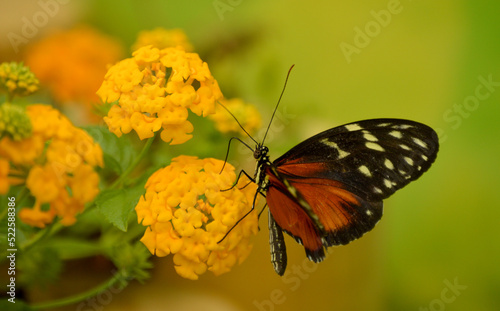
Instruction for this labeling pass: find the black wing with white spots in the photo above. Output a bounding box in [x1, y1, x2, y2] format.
[273, 118, 439, 202]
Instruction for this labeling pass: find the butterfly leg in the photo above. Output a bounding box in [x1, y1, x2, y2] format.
[220, 169, 255, 192]
[220, 136, 255, 174]
[218, 184, 263, 243]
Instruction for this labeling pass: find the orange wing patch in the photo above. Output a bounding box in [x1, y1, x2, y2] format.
[290, 178, 360, 231]
[266, 173, 325, 261]
[266, 167, 384, 260]
[289, 177, 383, 246]
[276, 161, 327, 178]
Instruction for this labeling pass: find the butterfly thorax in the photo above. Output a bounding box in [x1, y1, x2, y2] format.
[254, 144, 272, 192]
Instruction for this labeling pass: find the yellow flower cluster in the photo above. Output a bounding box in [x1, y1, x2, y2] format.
[132, 28, 193, 52]
[0, 62, 39, 98]
[209, 98, 262, 136]
[24, 26, 123, 107]
[0, 104, 103, 227]
[135, 155, 258, 280]
[97, 45, 223, 145]
[0, 103, 32, 141]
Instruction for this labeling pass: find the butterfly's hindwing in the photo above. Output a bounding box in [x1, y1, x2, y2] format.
[284, 175, 384, 247]
[266, 165, 383, 261]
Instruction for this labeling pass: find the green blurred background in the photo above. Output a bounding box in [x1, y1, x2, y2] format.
[1, 0, 499, 310]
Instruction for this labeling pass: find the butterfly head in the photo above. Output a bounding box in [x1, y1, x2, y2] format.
[253, 144, 269, 161]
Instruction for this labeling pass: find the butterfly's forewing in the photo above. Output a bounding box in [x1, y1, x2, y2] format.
[266, 118, 439, 262]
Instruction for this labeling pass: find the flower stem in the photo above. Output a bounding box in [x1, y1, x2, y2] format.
[109, 135, 155, 190]
[30, 269, 129, 310]
[21, 220, 63, 251]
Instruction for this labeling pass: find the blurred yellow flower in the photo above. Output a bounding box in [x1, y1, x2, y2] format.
[17, 200, 55, 229]
[0, 102, 32, 141]
[132, 28, 193, 52]
[0, 104, 103, 227]
[135, 155, 258, 280]
[209, 98, 262, 136]
[24, 26, 123, 118]
[0, 158, 9, 194]
[0, 62, 39, 99]
[98, 45, 223, 145]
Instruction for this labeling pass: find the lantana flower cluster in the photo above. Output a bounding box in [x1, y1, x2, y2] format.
[0, 104, 103, 227]
[209, 98, 262, 135]
[0, 62, 39, 99]
[135, 156, 258, 280]
[97, 45, 223, 145]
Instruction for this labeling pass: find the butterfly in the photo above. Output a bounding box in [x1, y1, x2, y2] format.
[259, 118, 439, 275]
[220, 66, 439, 276]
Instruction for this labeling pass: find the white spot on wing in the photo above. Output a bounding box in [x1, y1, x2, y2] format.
[366, 210, 373, 216]
[373, 186, 383, 194]
[321, 138, 350, 159]
[358, 165, 372, 177]
[400, 144, 411, 151]
[362, 130, 378, 142]
[389, 130, 402, 139]
[421, 154, 428, 161]
[413, 137, 428, 149]
[384, 159, 394, 170]
[384, 179, 392, 188]
[393, 124, 413, 130]
[404, 157, 414, 166]
[366, 142, 385, 152]
[345, 123, 362, 131]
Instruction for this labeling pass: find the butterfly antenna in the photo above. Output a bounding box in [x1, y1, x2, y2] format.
[262, 64, 295, 146]
[217, 101, 258, 145]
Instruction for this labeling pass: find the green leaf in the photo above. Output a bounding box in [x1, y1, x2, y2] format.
[83, 125, 136, 174]
[95, 184, 145, 232]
